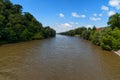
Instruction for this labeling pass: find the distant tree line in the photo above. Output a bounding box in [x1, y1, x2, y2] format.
[60, 13, 120, 51]
[0, 0, 56, 44]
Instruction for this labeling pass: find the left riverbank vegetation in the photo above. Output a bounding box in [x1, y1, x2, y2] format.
[60, 13, 120, 51]
[0, 0, 56, 44]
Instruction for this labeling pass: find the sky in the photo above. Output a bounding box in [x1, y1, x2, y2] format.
[11, 0, 120, 32]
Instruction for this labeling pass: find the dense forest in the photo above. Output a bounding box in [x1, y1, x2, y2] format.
[0, 0, 56, 44]
[60, 13, 120, 51]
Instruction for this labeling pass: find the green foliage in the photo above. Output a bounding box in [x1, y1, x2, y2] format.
[100, 43, 112, 51]
[62, 30, 76, 36]
[2, 27, 18, 42]
[61, 22, 120, 51]
[92, 25, 96, 31]
[91, 31, 101, 45]
[89, 27, 120, 51]
[0, 0, 56, 44]
[44, 26, 56, 38]
[99, 27, 120, 50]
[60, 27, 87, 36]
[111, 28, 120, 50]
[21, 29, 33, 41]
[32, 32, 44, 40]
[112, 38, 120, 50]
[81, 30, 91, 40]
[12, 4, 22, 14]
[100, 30, 113, 51]
[75, 27, 87, 35]
[107, 13, 120, 29]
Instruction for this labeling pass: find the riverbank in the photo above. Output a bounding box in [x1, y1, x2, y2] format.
[113, 50, 120, 56]
[0, 36, 56, 46]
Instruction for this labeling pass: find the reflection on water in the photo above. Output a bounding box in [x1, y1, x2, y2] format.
[0, 35, 120, 80]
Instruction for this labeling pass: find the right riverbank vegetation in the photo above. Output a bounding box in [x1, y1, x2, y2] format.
[60, 13, 120, 51]
[0, 0, 56, 44]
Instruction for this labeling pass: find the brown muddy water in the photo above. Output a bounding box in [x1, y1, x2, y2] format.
[0, 35, 120, 80]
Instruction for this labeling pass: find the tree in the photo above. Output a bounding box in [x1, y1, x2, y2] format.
[1, 27, 18, 42]
[92, 25, 96, 31]
[107, 13, 120, 29]
[12, 4, 22, 14]
[21, 29, 33, 41]
[75, 27, 87, 35]
[81, 30, 91, 40]
[91, 31, 101, 45]
[99, 27, 113, 50]
[0, 0, 56, 44]
[44, 26, 56, 38]
[111, 27, 120, 50]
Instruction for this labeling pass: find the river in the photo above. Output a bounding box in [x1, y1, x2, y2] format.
[0, 35, 120, 80]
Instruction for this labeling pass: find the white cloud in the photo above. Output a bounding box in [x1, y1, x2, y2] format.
[55, 22, 80, 32]
[72, 12, 86, 18]
[80, 15, 86, 18]
[55, 23, 73, 33]
[70, 22, 79, 25]
[59, 13, 64, 18]
[72, 12, 80, 17]
[109, 0, 120, 10]
[108, 11, 116, 16]
[101, 5, 109, 11]
[90, 17, 101, 21]
[93, 14, 97, 16]
[93, 13, 103, 17]
[86, 25, 93, 28]
[99, 13, 103, 17]
[61, 23, 72, 28]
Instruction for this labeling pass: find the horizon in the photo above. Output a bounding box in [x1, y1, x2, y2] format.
[11, 0, 120, 32]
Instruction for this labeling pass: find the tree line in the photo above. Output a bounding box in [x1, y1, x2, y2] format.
[0, 0, 56, 44]
[60, 13, 120, 51]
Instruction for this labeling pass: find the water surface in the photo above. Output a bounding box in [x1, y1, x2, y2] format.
[0, 35, 120, 80]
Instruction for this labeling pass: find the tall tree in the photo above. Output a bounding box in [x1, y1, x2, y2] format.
[107, 13, 120, 29]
